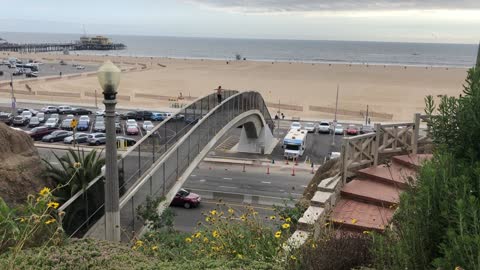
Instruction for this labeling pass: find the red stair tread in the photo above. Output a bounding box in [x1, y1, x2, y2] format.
[341, 178, 401, 205]
[331, 199, 394, 231]
[358, 162, 416, 187]
[393, 154, 432, 169]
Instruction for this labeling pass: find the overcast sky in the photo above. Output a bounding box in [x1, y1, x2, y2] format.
[0, 0, 479, 43]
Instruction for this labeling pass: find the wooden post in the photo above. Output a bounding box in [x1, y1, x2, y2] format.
[341, 138, 349, 184]
[373, 123, 381, 166]
[412, 113, 420, 155]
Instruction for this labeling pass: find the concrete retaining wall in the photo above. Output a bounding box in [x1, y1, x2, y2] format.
[36, 90, 81, 98]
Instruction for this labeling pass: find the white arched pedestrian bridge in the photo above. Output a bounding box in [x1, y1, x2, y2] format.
[58, 90, 276, 241]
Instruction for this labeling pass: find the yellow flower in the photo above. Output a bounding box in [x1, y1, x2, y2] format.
[269, 215, 276, 220]
[275, 231, 282, 238]
[151, 246, 158, 251]
[194, 232, 202, 238]
[212, 230, 219, 238]
[240, 214, 247, 221]
[311, 243, 317, 249]
[44, 218, 56, 225]
[211, 246, 220, 252]
[237, 254, 244, 259]
[205, 217, 211, 222]
[228, 208, 234, 214]
[290, 255, 297, 261]
[185, 237, 193, 243]
[238, 234, 244, 239]
[73, 162, 81, 169]
[39, 187, 51, 196]
[47, 201, 60, 209]
[252, 211, 258, 216]
[249, 244, 256, 249]
[135, 240, 144, 247]
[455, 267, 463, 270]
[210, 210, 217, 216]
[203, 237, 209, 243]
[19, 217, 26, 223]
[351, 218, 358, 224]
[362, 231, 371, 235]
[285, 217, 292, 223]
[282, 223, 291, 229]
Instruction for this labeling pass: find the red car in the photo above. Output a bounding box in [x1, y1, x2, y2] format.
[26, 126, 57, 140]
[346, 125, 359, 135]
[170, 188, 201, 209]
[126, 125, 139, 135]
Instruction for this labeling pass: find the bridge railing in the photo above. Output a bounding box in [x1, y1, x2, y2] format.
[58, 90, 273, 239]
[341, 113, 431, 183]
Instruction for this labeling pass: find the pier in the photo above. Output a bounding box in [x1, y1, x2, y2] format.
[0, 42, 126, 53]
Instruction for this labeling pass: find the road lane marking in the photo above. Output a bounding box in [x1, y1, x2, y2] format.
[199, 179, 206, 182]
[279, 189, 285, 192]
[301, 185, 308, 188]
[219, 186, 237, 189]
[191, 175, 196, 177]
[261, 181, 271, 184]
[203, 200, 274, 211]
[223, 177, 233, 180]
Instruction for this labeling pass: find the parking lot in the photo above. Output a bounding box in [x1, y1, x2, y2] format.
[0, 104, 185, 146]
[0, 59, 97, 79]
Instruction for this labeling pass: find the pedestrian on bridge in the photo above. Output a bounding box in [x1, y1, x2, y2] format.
[216, 85, 222, 104]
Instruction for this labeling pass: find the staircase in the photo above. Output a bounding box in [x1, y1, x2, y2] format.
[330, 154, 431, 232]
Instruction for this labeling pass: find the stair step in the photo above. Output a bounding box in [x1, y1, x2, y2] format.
[330, 198, 394, 232]
[285, 230, 311, 250]
[341, 178, 401, 207]
[298, 206, 325, 230]
[317, 174, 341, 192]
[311, 190, 332, 208]
[357, 162, 415, 188]
[392, 154, 432, 170]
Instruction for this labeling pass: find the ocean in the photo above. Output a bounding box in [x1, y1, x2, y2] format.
[0, 31, 477, 68]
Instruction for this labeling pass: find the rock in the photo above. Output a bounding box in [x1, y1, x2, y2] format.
[0, 123, 50, 206]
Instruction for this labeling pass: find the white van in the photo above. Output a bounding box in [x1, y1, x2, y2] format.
[283, 129, 307, 159]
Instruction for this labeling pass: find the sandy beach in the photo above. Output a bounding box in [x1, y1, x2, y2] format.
[0, 52, 468, 122]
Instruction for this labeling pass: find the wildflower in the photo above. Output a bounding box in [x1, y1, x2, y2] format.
[237, 254, 244, 259]
[212, 230, 219, 238]
[228, 208, 234, 214]
[19, 217, 26, 223]
[238, 234, 244, 239]
[47, 201, 60, 209]
[44, 218, 56, 225]
[249, 244, 256, 249]
[203, 237, 209, 243]
[211, 246, 220, 252]
[275, 231, 282, 238]
[151, 246, 158, 251]
[73, 162, 81, 169]
[324, 222, 330, 227]
[194, 232, 202, 238]
[455, 267, 464, 270]
[135, 240, 144, 247]
[205, 217, 211, 222]
[269, 215, 276, 220]
[290, 255, 297, 261]
[285, 217, 292, 223]
[39, 187, 51, 196]
[362, 231, 371, 235]
[185, 237, 193, 243]
[311, 243, 317, 249]
[240, 214, 247, 221]
[252, 211, 258, 216]
[210, 210, 217, 216]
[351, 218, 358, 224]
[282, 223, 291, 229]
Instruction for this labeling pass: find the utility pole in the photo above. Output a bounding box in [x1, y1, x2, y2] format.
[9, 74, 15, 115]
[277, 99, 281, 137]
[365, 105, 369, 125]
[331, 84, 339, 147]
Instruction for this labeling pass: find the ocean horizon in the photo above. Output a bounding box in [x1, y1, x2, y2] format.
[0, 31, 477, 68]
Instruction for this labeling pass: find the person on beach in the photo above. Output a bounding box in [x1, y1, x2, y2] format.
[216, 86, 222, 103]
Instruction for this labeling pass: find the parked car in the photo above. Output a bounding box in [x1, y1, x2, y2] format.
[76, 120, 90, 131]
[346, 125, 359, 136]
[126, 125, 139, 135]
[318, 121, 331, 134]
[95, 109, 119, 116]
[63, 133, 89, 144]
[126, 119, 138, 127]
[142, 121, 154, 131]
[151, 112, 167, 121]
[76, 65, 85, 70]
[121, 111, 137, 120]
[25, 71, 38, 78]
[184, 115, 199, 124]
[334, 124, 344, 135]
[72, 108, 92, 115]
[21, 111, 33, 120]
[13, 116, 29, 126]
[42, 130, 72, 143]
[93, 121, 106, 132]
[79, 115, 90, 123]
[61, 119, 73, 130]
[87, 133, 107, 145]
[170, 188, 201, 209]
[290, 122, 302, 130]
[26, 126, 56, 140]
[121, 110, 153, 121]
[41, 106, 58, 114]
[304, 122, 317, 133]
[44, 118, 59, 128]
[18, 108, 38, 116]
[37, 112, 45, 123]
[50, 113, 60, 120]
[116, 136, 137, 147]
[65, 114, 75, 120]
[28, 117, 40, 127]
[360, 125, 375, 134]
[95, 115, 104, 123]
[0, 112, 13, 125]
[115, 122, 122, 133]
[58, 105, 74, 114]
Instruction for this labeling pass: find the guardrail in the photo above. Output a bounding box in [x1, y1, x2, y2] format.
[58, 90, 273, 239]
[341, 113, 431, 183]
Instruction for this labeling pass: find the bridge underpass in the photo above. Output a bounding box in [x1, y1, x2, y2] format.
[58, 90, 277, 241]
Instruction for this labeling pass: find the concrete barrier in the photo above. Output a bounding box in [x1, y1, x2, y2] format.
[36, 90, 81, 98]
[309, 105, 393, 120]
[134, 93, 171, 101]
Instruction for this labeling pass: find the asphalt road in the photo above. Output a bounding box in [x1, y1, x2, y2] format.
[0, 61, 97, 79]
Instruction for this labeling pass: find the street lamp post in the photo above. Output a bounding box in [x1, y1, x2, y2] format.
[97, 61, 121, 242]
[331, 84, 339, 147]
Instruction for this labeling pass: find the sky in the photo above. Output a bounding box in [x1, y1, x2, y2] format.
[0, 0, 479, 43]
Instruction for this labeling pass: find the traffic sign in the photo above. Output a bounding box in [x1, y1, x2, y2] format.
[70, 119, 78, 129]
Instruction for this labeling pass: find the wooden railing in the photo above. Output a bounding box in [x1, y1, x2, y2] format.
[341, 113, 431, 183]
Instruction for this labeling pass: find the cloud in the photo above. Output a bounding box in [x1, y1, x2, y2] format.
[186, 0, 480, 13]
